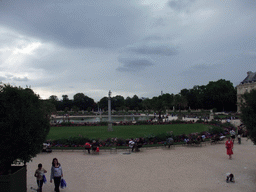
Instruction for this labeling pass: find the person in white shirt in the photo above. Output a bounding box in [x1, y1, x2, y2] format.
[230, 129, 236, 143]
[129, 138, 135, 152]
[226, 173, 235, 183]
[34, 163, 47, 192]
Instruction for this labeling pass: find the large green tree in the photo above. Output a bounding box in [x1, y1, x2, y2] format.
[204, 79, 236, 111]
[173, 94, 188, 112]
[98, 97, 108, 111]
[112, 95, 125, 111]
[0, 85, 50, 174]
[181, 86, 205, 110]
[73, 93, 86, 110]
[150, 95, 167, 121]
[240, 89, 256, 144]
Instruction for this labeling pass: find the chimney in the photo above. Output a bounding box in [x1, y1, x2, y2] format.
[247, 71, 253, 75]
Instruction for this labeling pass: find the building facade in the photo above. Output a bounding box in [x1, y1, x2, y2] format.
[236, 71, 256, 112]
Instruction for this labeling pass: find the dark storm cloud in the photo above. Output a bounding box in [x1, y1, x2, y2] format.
[0, 1, 147, 49]
[191, 64, 213, 70]
[121, 35, 178, 56]
[142, 35, 164, 42]
[116, 58, 153, 72]
[124, 43, 178, 56]
[168, 0, 196, 11]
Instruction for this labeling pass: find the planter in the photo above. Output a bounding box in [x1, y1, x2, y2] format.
[0, 165, 27, 192]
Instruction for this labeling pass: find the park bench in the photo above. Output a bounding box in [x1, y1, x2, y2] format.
[42, 143, 52, 153]
[162, 142, 175, 149]
[110, 145, 131, 154]
[182, 140, 202, 147]
[211, 136, 226, 144]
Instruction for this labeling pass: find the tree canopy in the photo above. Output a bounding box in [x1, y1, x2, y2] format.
[240, 89, 256, 144]
[0, 84, 50, 174]
[47, 79, 237, 113]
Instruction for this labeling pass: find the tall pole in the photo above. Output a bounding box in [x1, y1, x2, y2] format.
[108, 90, 113, 131]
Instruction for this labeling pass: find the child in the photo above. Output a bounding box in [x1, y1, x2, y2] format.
[226, 173, 235, 183]
[34, 163, 47, 192]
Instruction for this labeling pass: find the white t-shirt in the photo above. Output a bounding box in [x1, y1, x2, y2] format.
[129, 140, 135, 148]
[230, 130, 235, 136]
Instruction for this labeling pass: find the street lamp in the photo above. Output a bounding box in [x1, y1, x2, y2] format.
[108, 90, 113, 131]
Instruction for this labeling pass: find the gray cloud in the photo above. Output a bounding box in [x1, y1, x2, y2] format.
[0, 74, 28, 82]
[1, 1, 256, 101]
[117, 58, 154, 72]
[12, 76, 29, 81]
[0, 1, 148, 49]
[0, 76, 7, 82]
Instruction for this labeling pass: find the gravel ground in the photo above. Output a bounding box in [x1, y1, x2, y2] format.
[27, 137, 256, 192]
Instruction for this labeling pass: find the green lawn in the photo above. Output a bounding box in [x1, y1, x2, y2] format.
[47, 123, 210, 140]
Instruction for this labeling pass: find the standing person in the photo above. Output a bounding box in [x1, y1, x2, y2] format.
[50, 158, 63, 192]
[237, 134, 241, 144]
[225, 137, 234, 159]
[230, 129, 236, 143]
[136, 137, 144, 151]
[34, 163, 47, 192]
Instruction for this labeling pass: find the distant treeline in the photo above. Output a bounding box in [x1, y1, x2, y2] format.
[44, 79, 237, 113]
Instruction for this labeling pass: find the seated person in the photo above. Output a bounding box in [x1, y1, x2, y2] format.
[166, 137, 174, 148]
[84, 141, 91, 154]
[129, 138, 135, 152]
[211, 134, 220, 143]
[91, 140, 98, 152]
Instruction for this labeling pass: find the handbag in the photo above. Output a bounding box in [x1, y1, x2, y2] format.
[60, 178, 67, 188]
[43, 174, 47, 184]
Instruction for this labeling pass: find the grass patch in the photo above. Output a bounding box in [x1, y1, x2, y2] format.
[47, 123, 209, 140]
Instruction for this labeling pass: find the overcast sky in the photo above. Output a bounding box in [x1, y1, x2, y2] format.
[0, 0, 255, 102]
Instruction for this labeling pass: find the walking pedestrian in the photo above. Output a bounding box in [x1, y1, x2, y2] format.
[225, 137, 233, 159]
[50, 158, 63, 192]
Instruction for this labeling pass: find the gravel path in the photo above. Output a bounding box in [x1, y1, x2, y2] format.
[27, 137, 256, 192]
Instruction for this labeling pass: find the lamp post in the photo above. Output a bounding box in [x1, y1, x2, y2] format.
[108, 90, 113, 131]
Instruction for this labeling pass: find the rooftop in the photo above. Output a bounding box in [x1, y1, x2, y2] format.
[240, 71, 256, 84]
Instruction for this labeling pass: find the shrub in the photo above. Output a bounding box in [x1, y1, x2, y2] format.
[208, 126, 224, 135]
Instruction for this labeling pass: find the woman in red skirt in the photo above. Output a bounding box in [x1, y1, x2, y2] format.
[225, 137, 233, 159]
